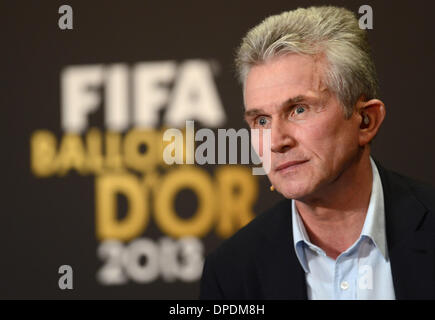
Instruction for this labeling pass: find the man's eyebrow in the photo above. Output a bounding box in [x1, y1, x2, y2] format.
[244, 95, 308, 118]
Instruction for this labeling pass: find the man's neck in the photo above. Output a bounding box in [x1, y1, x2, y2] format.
[295, 151, 373, 260]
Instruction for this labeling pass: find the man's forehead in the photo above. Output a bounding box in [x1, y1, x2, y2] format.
[244, 54, 327, 109]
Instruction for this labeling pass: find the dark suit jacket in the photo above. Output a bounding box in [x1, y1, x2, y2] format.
[200, 161, 435, 299]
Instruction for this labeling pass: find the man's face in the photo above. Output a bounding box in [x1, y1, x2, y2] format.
[244, 53, 362, 200]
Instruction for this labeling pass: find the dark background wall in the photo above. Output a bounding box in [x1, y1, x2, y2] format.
[1, 0, 434, 299]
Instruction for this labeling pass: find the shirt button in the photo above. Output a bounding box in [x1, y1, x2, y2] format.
[340, 281, 349, 290]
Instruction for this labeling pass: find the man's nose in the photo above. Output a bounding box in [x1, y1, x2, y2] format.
[271, 120, 296, 153]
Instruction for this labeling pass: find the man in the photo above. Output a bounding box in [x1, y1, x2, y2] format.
[200, 6, 435, 300]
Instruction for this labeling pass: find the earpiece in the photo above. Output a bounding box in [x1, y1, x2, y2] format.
[363, 114, 370, 125]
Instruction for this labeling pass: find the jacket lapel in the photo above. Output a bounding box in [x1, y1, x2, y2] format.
[376, 161, 435, 299]
[258, 200, 307, 299]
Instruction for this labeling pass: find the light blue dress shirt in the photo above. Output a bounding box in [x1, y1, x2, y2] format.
[292, 157, 396, 300]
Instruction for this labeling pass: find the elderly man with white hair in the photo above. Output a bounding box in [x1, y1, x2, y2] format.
[200, 6, 435, 300]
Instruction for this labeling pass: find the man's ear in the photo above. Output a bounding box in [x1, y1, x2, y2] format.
[357, 98, 386, 146]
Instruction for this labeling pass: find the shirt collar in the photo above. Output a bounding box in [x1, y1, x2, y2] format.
[291, 201, 311, 273]
[360, 157, 388, 259]
[291, 156, 389, 272]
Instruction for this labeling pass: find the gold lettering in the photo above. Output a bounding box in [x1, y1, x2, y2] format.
[215, 166, 257, 238]
[124, 129, 157, 173]
[154, 167, 215, 238]
[85, 128, 103, 174]
[105, 131, 123, 171]
[96, 173, 149, 241]
[57, 133, 86, 175]
[30, 130, 58, 177]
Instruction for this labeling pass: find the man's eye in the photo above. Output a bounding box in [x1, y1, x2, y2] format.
[257, 117, 268, 126]
[295, 105, 306, 114]
[289, 105, 308, 119]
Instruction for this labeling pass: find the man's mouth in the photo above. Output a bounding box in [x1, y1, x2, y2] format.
[274, 160, 309, 173]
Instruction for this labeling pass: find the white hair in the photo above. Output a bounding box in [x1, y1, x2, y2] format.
[235, 6, 379, 117]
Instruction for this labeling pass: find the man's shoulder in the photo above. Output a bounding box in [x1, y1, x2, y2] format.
[380, 164, 435, 210]
[401, 174, 435, 207]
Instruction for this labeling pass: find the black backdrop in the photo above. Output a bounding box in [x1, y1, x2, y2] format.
[1, 0, 435, 299]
